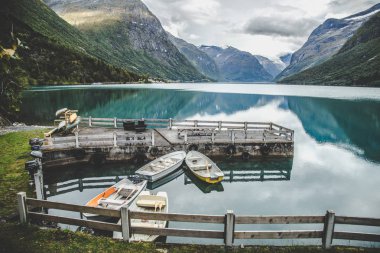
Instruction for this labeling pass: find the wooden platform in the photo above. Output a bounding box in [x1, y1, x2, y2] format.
[39, 118, 294, 168]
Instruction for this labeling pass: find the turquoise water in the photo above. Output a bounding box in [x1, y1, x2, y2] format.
[21, 83, 380, 246]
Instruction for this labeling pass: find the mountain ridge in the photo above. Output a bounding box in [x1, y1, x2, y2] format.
[279, 12, 380, 87]
[44, 0, 206, 81]
[276, 3, 380, 81]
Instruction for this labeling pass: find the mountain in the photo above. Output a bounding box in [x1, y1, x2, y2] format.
[253, 55, 285, 78]
[0, 0, 141, 84]
[276, 3, 380, 81]
[280, 53, 292, 66]
[44, 0, 205, 81]
[199, 46, 273, 82]
[280, 12, 380, 87]
[167, 33, 219, 80]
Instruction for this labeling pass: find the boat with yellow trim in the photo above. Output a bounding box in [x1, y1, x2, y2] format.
[185, 151, 224, 184]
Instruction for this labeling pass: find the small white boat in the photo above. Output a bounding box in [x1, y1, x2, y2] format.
[135, 151, 186, 182]
[185, 151, 224, 184]
[83, 178, 147, 219]
[113, 191, 168, 242]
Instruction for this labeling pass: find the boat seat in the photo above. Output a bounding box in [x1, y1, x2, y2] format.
[118, 188, 136, 198]
[98, 198, 124, 206]
[131, 222, 161, 228]
[189, 156, 202, 160]
[136, 199, 166, 208]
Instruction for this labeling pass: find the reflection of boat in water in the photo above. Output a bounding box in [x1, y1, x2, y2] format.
[184, 170, 224, 194]
[147, 168, 184, 190]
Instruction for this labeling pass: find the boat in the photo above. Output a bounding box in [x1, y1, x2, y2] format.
[55, 108, 68, 118]
[113, 191, 168, 242]
[185, 151, 224, 184]
[83, 178, 147, 219]
[135, 151, 186, 182]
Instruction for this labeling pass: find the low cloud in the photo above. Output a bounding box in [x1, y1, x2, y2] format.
[243, 16, 319, 37]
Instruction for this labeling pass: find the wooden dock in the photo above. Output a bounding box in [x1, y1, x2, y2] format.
[39, 118, 294, 168]
[17, 193, 380, 248]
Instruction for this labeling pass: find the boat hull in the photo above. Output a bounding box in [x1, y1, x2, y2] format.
[136, 151, 186, 182]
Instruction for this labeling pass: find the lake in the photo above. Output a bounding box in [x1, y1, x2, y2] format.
[21, 83, 380, 246]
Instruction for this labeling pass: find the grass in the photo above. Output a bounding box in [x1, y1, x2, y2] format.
[0, 223, 379, 253]
[0, 129, 45, 218]
[0, 130, 378, 252]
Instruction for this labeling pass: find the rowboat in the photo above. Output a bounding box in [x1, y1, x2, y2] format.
[185, 151, 224, 184]
[113, 191, 168, 242]
[135, 151, 186, 182]
[83, 178, 147, 219]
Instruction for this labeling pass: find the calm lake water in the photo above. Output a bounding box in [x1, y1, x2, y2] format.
[21, 83, 380, 246]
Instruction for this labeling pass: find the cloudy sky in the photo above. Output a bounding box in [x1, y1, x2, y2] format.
[142, 0, 378, 60]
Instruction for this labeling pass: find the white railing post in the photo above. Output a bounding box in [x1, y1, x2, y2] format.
[121, 206, 130, 242]
[211, 131, 215, 144]
[244, 122, 247, 131]
[89, 116, 92, 127]
[224, 210, 235, 246]
[114, 117, 117, 128]
[151, 131, 155, 146]
[75, 132, 79, 148]
[17, 192, 27, 223]
[218, 121, 222, 130]
[113, 132, 117, 147]
[322, 210, 335, 249]
[169, 118, 173, 129]
[194, 120, 198, 127]
[231, 131, 235, 145]
[184, 130, 188, 143]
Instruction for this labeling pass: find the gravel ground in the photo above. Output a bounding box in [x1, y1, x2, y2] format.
[0, 123, 52, 136]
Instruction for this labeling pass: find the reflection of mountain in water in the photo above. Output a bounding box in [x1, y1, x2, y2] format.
[288, 97, 380, 162]
[21, 88, 281, 124]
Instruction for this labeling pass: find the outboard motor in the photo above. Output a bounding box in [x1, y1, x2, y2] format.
[30, 150, 43, 159]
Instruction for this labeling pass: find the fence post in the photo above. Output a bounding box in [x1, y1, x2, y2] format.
[322, 210, 335, 249]
[218, 121, 222, 130]
[184, 130, 188, 143]
[121, 206, 130, 242]
[114, 117, 117, 128]
[224, 210, 235, 246]
[231, 131, 235, 145]
[75, 132, 79, 148]
[17, 192, 27, 223]
[151, 131, 155, 146]
[169, 118, 173, 129]
[211, 131, 215, 144]
[89, 116, 92, 127]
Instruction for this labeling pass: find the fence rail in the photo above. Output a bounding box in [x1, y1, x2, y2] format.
[17, 193, 380, 248]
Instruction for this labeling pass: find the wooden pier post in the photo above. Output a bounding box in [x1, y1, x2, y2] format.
[17, 192, 27, 223]
[34, 170, 44, 200]
[89, 116, 92, 127]
[113, 132, 117, 147]
[151, 131, 155, 146]
[121, 206, 130, 242]
[231, 131, 235, 145]
[184, 130, 188, 143]
[322, 210, 335, 249]
[75, 132, 79, 148]
[211, 131, 215, 144]
[114, 117, 117, 128]
[169, 118, 173, 129]
[224, 210, 235, 246]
